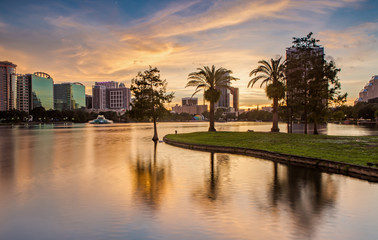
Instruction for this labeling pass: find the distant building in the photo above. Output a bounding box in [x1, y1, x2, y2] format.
[92, 81, 131, 111]
[0, 61, 17, 111]
[54, 82, 85, 111]
[355, 75, 378, 104]
[182, 97, 198, 106]
[95, 81, 118, 89]
[92, 85, 107, 110]
[85, 94, 92, 109]
[230, 87, 239, 112]
[16, 74, 31, 112]
[215, 86, 230, 109]
[172, 104, 207, 115]
[30, 72, 54, 110]
[106, 85, 131, 110]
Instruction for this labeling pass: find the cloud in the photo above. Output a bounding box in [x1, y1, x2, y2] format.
[0, 0, 373, 105]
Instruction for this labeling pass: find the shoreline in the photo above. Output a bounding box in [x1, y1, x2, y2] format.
[163, 135, 378, 182]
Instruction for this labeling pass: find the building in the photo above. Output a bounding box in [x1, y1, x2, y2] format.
[215, 86, 230, 109]
[16, 74, 31, 112]
[92, 81, 131, 111]
[54, 82, 86, 111]
[86, 94, 92, 109]
[172, 104, 207, 115]
[182, 97, 198, 106]
[30, 72, 54, 110]
[92, 85, 107, 110]
[106, 85, 131, 110]
[95, 81, 118, 89]
[230, 87, 239, 112]
[0, 61, 17, 111]
[355, 75, 378, 104]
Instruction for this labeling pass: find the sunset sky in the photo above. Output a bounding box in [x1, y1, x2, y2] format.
[0, 0, 377, 108]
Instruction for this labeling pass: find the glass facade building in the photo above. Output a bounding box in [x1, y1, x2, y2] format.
[54, 83, 85, 111]
[31, 72, 54, 110]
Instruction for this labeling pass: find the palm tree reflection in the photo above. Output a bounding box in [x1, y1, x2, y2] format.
[131, 142, 169, 210]
[193, 152, 231, 205]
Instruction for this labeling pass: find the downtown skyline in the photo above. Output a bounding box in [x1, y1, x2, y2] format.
[0, 0, 377, 109]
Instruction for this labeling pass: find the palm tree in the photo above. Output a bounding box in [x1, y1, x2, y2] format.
[249, 57, 285, 132]
[186, 65, 238, 132]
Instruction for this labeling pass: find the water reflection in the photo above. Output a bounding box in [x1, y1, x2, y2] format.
[0, 123, 377, 240]
[267, 163, 338, 239]
[131, 142, 170, 210]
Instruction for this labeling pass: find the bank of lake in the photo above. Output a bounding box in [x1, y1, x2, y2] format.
[165, 131, 378, 167]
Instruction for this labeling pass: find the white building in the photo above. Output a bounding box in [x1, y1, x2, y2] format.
[355, 75, 378, 104]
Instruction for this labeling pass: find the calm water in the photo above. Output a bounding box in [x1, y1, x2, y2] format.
[0, 122, 377, 240]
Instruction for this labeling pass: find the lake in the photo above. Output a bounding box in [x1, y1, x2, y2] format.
[0, 122, 377, 240]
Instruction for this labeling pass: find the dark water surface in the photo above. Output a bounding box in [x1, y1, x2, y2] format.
[0, 122, 377, 240]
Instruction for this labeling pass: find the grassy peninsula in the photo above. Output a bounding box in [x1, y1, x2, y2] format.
[165, 132, 378, 166]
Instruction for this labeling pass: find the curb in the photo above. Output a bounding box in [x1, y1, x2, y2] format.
[163, 136, 378, 182]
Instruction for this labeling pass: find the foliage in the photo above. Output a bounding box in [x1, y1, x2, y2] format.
[166, 132, 378, 166]
[186, 65, 238, 131]
[129, 66, 174, 121]
[0, 110, 29, 122]
[249, 57, 285, 132]
[286, 32, 347, 134]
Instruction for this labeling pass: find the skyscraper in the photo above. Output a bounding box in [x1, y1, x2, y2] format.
[30, 72, 54, 110]
[92, 85, 107, 110]
[16, 74, 31, 112]
[0, 61, 17, 111]
[54, 82, 86, 111]
[95, 81, 118, 89]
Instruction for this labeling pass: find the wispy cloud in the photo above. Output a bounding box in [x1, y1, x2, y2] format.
[0, 0, 374, 106]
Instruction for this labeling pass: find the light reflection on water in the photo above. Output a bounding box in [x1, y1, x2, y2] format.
[0, 122, 377, 240]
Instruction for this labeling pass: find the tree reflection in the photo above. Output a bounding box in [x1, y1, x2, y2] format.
[130, 142, 169, 210]
[268, 162, 338, 238]
[193, 152, 231, 206]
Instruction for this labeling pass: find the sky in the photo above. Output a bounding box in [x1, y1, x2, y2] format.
[0, 0, 377, 109]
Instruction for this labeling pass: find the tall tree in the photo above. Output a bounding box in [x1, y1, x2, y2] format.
[308, 59, 347, 134]
[186, 65, 238, 132]
[286, 32, 322, 134]
[248, 57, 285, 132]
[130, 67, 174, 142]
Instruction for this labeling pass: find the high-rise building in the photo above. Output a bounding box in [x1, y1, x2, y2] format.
[16, 74, 31, 112]
[230, 87, 239, 112]
[86, 94, 92, 109]
[54, 82, 85, 111]
[95, 81, 118, 89]
[106, 85, 131, 110]
[30, 72, 54, 110]
[182, 97, 198, 106]
[92, 85, 107, 110]
[0, 61, 17, 111]
[92, 81, 131, 110]
[355, 75, 378, 104]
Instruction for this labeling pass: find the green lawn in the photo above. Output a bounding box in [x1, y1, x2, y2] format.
[165, 132, 378, 166]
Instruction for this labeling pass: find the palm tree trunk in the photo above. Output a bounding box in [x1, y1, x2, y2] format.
[271, 97, 280, 132]
[209, 101, 216, 132]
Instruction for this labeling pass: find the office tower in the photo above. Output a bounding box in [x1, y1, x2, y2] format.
[182, 97, 198, 106]
[92, 85, 107, 110]
[230, 87, 239, 112]
[54, 82, 85, 111]
[106, 84, 131, 110]
[29, 72, 54, 110]
[215, 87, 230, 108]
[16, 74, 31, 112]
[86, 94, 92, 109]
[0, 61, 17, 111]
[95, 81, 118, 89]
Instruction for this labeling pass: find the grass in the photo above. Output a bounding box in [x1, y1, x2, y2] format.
[165, 132, 378, 166]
